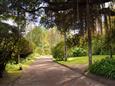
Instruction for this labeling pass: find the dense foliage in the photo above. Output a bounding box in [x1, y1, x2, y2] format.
[0, 0, 114, 80]
[92, 36, 108, 55]
[26, 27, 47, 55]
[89, 58, 115, 79]
[51, 42, 64, 61]
[52, 41, 87, 61]
[69, 47, 87, 57]
[18, 38, 33, 58]
[0, 22, 33, 77]
[26, 27, 63, 55]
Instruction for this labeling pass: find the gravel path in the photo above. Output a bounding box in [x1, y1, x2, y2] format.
[10, 56, 106, 86]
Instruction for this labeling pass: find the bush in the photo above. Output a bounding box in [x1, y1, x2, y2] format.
[92, 36, 115, 55]
[89, 58, 115, 79]
[52, 41, 87, 61]
[0, 22, 19, 77]
[69, 47, 87, 57]
[0, 22, 33, 77]
[51, 42, 64, 61]
[11, 37, 33, 64]
[19, 38, 33, 58]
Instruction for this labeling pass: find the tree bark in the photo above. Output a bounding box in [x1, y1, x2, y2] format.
[88, 28, 92, 65]
[109, 15, 112, 58]
[86, 0, 92, 66]
[109, 45, 112, 58]
[104, 9, 113, 59]
[64, 32, 67, 61]
[15, 54, 20, 64]
[0, 63, 5, 78]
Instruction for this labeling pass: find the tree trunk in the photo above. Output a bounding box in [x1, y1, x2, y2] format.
[16, 54, 20, 64]
[64, 32, 67, 61]
[104, 10, 113, 59]
[0, 64, 5, 78]
[88, 28, 92, 65]
[109, 45, 112, 58]
[109, 15, 112, 59]
[86, 0, 92, 66]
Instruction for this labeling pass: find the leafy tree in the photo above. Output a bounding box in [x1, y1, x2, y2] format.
[26, 26, 63, 55]
[0, 0, 114, 67]
[47, 27, 63, 49]
[0, 22, 33, 77]
[41, 0, 114, 65]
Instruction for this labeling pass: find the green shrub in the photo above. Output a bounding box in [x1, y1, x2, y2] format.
[11, 37, 33, 64]
[0, 22, 34, 77]
[51, 42, 64, 61]
[89, 58, 115, 79]
[92, 36, 115, 55]
[69, 47, 87, 57]
[34, 47, 43, 55]
[19, 38, 33, 58]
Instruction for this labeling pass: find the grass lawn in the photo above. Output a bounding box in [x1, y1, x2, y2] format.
[0, 52, 40, 85]
[57, 55, 115, 65]
[5, 52, 40, 73]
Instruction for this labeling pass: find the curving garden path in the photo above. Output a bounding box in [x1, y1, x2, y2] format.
[9, 56, 106, 86]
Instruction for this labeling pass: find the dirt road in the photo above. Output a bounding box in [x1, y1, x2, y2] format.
[9, 56, 106, 86]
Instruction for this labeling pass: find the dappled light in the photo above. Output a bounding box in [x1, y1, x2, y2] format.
[0, 0, 115, 86]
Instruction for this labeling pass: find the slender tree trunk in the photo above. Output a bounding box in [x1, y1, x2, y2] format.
[16, 54, 19, 64]
[17, 14, 22, 69]
[0, 61, 6, 78]
[86, 0, 92, 66]
[104, 10, 113, 59]
[88, 28, 92, 65]
[18, 54, 20, 64]
[109, 45, 112, 58]
[0, 64, 5, 78]
[64, 32, 67, 61]
[16, 12, 21, 64]
[104, 15, 109, 33]
[109, 15, 112, 58]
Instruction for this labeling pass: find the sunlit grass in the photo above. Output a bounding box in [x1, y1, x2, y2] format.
[58, 55, 115, 65]
[6, 52, 40, 73]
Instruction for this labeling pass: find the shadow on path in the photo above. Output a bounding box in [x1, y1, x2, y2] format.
[1, 56, 111, 86]
[55, 60, 115, 86]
